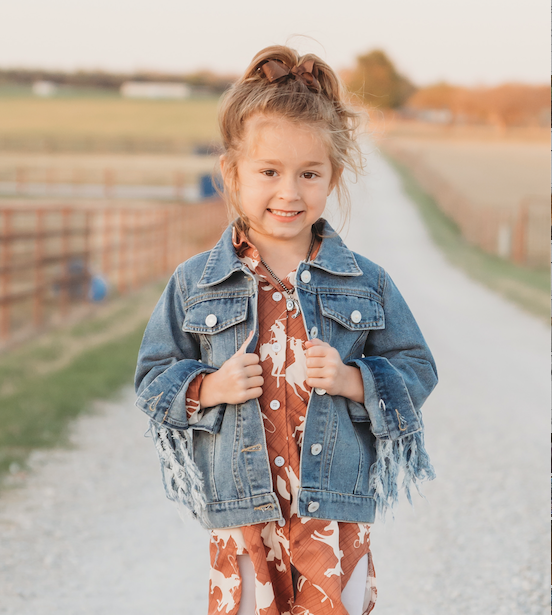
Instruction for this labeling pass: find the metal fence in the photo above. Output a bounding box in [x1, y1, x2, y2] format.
[0, 199, 227, 344]
[0, 164, 219, 202]
[384, 145, 549, 268]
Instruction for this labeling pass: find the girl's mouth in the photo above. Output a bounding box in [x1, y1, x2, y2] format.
[267, 209, 302, 218]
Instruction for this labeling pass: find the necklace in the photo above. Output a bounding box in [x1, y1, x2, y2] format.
[259, 231, 316, 319]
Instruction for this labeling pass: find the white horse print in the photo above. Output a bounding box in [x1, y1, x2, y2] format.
[286, 337, 310, 400]
[259, 320, 287, 386]
[311, 522, 344, 578]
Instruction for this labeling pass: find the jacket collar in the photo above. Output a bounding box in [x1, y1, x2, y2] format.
[197, 219, 361, 288]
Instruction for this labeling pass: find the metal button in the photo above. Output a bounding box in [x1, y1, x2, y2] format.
[272, 291, 282, 302]
[310, 326, 318, 338]
[351, 310, 362, 324]
[269, 400, 280, 410]
[272, 342, 282, 352]
[300, 270, 311, 283]
[314, 387, 327, 396]
[311, 443, 322, 456]
[307, 501, 319, 513]
[277, 518, 286, 527]
[205, 314, 217, 327]
[274, 456, 285, 467]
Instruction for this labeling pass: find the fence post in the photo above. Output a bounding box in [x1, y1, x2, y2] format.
[512, 199, 529, 265]
[104, 168, 115, 198]
[33, 209, 46, 328]
[16, 167, 26, 195]
[60, 208, 71, 315]
[0, 210, 12, 340]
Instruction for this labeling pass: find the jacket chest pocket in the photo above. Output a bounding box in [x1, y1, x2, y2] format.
[182, 295, 249, 335]
[318, 292, 384, 359]
[182, 295, 249, 366]
[319, 292, 384, 331]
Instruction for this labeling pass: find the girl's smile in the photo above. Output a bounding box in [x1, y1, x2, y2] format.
[222, 114, 338, 256]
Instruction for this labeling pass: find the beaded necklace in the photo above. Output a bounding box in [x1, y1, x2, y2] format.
[259, 230, 316, 319]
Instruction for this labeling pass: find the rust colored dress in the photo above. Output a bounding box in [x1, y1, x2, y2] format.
[186, 227, 377, 615]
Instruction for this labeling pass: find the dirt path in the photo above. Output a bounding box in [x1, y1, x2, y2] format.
[0, 148, 548, 614]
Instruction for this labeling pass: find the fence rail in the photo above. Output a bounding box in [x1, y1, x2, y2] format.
[0, 199, 227, 345]
[384, 145, 549, 268]
[0, 164, 219, 201]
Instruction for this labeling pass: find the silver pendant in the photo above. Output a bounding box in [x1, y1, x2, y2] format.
[292, 300, 301, 318]
[286, 299, 295, 311]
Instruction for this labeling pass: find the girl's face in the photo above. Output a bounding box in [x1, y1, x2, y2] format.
[224, 114, 337, 253]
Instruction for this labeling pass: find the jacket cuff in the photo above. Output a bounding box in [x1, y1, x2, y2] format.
[135, 361, 219, 431]
[347, 357, 422, 440]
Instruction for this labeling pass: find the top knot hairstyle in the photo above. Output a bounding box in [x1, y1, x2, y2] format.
[217, 45, 366, 229]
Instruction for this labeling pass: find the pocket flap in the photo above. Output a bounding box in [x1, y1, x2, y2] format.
[319, 293, 384, 331]
[182, 295, 248, 334]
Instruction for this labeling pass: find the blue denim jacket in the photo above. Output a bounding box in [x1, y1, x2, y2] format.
[134, 220, 438, 529]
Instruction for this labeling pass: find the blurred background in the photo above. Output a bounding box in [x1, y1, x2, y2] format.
[0, 0, 549, 612]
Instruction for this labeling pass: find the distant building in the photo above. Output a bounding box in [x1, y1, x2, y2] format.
[33, 80, 58, 97]
[120, 81, 191, 100]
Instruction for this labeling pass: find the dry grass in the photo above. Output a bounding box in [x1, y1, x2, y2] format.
[373, 120, 549, 210]
[0, 97, 220, 141]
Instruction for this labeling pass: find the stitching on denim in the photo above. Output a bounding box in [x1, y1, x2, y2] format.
[241, 444, 262, 453]
[145, 392, 163, 413]
[254, 503, 274, 511]
[395, 409, 408, 431]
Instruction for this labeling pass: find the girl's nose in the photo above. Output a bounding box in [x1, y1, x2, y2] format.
[277, 176, 300, 202]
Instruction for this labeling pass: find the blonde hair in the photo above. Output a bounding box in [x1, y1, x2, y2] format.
[217, 45, 365, 232]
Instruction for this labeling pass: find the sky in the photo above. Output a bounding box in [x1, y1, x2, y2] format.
[1, 0, 549, 86]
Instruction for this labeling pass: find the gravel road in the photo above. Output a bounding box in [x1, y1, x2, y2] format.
[0, 148, 548, 614]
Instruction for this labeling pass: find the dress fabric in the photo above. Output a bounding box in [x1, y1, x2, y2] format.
[185, 227, 377, 615]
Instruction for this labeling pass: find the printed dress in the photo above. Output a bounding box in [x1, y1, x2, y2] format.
[186, 227, 377, 615]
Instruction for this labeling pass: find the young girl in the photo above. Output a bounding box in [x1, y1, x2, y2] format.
[135, 45, 438, 615]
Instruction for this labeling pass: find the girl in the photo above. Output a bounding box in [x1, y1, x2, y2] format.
[135, 45, 438, 615]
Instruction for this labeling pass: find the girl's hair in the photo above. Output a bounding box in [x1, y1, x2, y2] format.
[217, 45, 365, 232]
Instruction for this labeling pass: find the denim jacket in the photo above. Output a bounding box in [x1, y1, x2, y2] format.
[134, 220, 438, 529]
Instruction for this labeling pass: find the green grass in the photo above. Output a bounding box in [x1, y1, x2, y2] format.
[385, 154, 550, 321]
[0, 321, 146, 478]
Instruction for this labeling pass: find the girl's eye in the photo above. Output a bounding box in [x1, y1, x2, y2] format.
[302, 172, 318, 180]
[262, 170, 277, 177]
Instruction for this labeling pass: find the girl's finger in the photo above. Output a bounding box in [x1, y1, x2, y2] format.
[305, 345, 327, 357]
[245, 376, 264, 389]
[306, 357, 326, 368]
[236, 331, 254, 356]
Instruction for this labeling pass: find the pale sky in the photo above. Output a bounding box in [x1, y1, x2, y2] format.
[1, 0, 549, 86]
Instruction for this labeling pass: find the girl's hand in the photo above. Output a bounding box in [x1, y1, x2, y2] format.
[199, 331, 263, 407]
[305, 338, 364, 403]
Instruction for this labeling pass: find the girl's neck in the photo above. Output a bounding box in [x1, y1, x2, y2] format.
[248, 228, 315, 280]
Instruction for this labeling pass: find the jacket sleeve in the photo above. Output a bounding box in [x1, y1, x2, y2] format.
[347, 270, 438, 440]
[134, 268, 223, 432]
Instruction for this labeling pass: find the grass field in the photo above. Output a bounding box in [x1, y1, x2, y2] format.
[0, 281, 165, 483]
[386, 155, 550, 321]
[0, 97, 220, 142]
[382, 137, 549, 209]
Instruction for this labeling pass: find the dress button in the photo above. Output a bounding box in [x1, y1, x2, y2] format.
[272, 342, 282, 352]
[311, 443, 322, 456]
[314, 387, 327, 396]
[307, 501, 319, 513]
[277, 518, 286, 527]
[272, 291, 282, 302]
[309, 326, 318, 338]
[205, 314, 217, 327]
[351, 310, 362, 324]
[274, 456, 285, 467]
[300, 270, 311, 283]
[269, 400, 280, 410]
